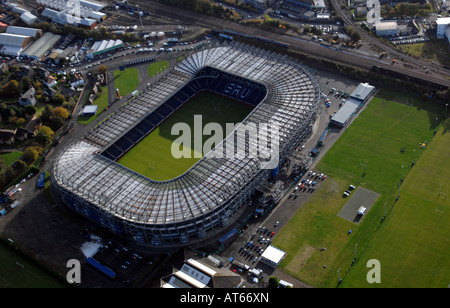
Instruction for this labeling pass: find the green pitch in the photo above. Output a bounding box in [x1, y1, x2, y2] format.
[118, 90, 254, 181]
[0, 241, 66, 287]
[113, 67, 139, 96]
[273, 89, 448, 287]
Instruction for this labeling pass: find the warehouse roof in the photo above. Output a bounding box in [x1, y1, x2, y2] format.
[0, 33, 30, 47]
[22, 32, 61, 59]
[436, 17, 450, 26]
[5, 26, 41, 38]
[350, 82, 375, 102]
[375, 21, 398, 31]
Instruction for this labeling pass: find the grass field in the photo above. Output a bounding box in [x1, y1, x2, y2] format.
[0, 241, 66, 288]
[273, 89, 448, 287]
[147, 60, 168, 77]
[341, 121, 450, 287]
[113, 67, 139, 96]
[118, 91, 254, 181]
[1, 151, 23, 166]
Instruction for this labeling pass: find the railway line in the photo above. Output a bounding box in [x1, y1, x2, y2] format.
[135, 1, 450, 89]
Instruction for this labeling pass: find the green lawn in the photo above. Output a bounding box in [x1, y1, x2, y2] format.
[147, 60, 169, 77]
[341, 120, 450, 288]
[118, 91, 254, 181]
[77, 86, 109, 125]
[0, 241, 66, 288]
[113, 67, 139, 96]
[1, 151, 23, 166]
[273, 89, 447, 287]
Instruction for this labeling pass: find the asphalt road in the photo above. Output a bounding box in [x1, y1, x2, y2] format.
[134, 1, 450, 88]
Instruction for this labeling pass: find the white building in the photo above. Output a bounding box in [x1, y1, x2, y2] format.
[375, 21, 398, 36]
[436, 17, 450, 42]
[20, 12, 38, 26]
[5, 26, 42, 39]
[260, 245, 286, 268]
[0, 33, 33, 56]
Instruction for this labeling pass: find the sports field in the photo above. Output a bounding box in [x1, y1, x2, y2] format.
[273, 89, 448, 287]
[118, 90, 254, 181]
[113, 67, 139, 96]
[0, 241, 66, 288]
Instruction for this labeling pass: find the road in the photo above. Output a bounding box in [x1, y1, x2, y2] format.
[135, 1, 450, 88]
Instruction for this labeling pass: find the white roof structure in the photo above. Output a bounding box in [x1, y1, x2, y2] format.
[0, 33, 30, 47]
[37, 0, 106, 18]
[436, 17, 450, 39]
[350, 82, 374, 102]
[20, 12, 38, 26]
[83, 105, 98, 115]
[331, 82, 374, 127]
[0, 33, 32, 55]
[22, 32, 62, 59]
[260, 245, 286, 268]
[436, 17, 450, 26]
[51, 43, 320, 248]
[375, 21, 398, 31]
[5, 26, 41, 38]
[41, 7, 97, 27]
[88, 39, 123, 56]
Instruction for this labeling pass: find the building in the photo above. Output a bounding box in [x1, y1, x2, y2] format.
[0, 129, 16, 145]
[375, 21, 399, 36]
[5, 26, 42, 39]
[21, 32, 62, 60]
[330, 82, 375, 127]
[245, 0, 276, 11]
[20, 12, 38, 26]
[284, 0, 326, 10]
[18, 87, 37, 106]
[260, 245, 286, 268]
[50, 44, 320, 249]
[44, 75, 57, 88]
[160, 257, 242, 288]
[86, 39, 123, 58]
[0, 33, 34, 56]
[41, 8, 98, 29]
[82, 105, 98, 116]
[436, 17, 450, 41]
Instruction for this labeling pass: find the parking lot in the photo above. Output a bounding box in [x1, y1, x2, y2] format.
[389, 34, 430, 45]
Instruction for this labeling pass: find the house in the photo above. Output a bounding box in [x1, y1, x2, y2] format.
[0, 129, 16, 145]
[44, 75, 57, 88]
[18, 87, 37, 106]
[37, 67, 50, 80]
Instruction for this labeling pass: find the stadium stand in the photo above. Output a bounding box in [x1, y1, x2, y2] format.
[51, 43, 320, 249]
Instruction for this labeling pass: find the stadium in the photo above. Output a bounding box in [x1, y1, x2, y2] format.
[50, 43, 320, 249]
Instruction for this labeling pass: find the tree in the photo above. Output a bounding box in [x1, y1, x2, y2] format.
[2, 80, 19, 95]
[22, 146, 42, 164]
[52, 93, 65, 105]
[40, 105, 54, 123]
[19, 76, 32, 93]
[24, 105, 37, 116]
[268, 276, 280, 288]
[351, 31, 361, 42]
[35, 126, 54, 145]
[97, 65, 108, 75]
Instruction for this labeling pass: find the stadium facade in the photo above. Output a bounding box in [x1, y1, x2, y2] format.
[51, 43, 320, 249]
